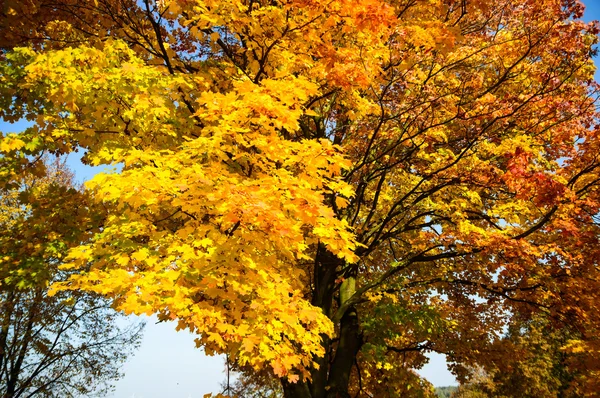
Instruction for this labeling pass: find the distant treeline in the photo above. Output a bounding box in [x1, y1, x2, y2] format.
[435, 386, 458, 398]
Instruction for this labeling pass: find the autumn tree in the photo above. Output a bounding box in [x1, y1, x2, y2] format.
[446, 364, 503, 398]
[1, 0, 600, 397]
[0, 158, 144, 397]
[452, 314, 598, 398]
[434, 386, 458, 398]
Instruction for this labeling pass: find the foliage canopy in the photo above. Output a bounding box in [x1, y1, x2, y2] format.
[1, 0, 600, 396]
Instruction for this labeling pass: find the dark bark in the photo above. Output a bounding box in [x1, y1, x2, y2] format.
[309, 333, 330, 398]
[282, 246, 361, 398]
[325, 306, 361, 398]
[307, 246, 341, 398]
[282, 378, 312, 398]
[311, 245, 340, 317]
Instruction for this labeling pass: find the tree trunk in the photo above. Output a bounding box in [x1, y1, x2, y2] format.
[325, 304, 361, 398]
[305, 245, 339, 397]
[282, 379, 312, 398]
[312, 245, 339, 317]
[309, 333, 330, 398]
[282, 247, 362, 398]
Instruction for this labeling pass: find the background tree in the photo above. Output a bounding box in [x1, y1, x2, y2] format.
[1, 0, 600, 397]
[434, 386, 457, 398]
[0, 158, 144, 397]
[221, 365, 284, 398]
[452, 314, 595, 398]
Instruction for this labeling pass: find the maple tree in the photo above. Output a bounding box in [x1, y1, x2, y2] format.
[2, 0, 600, 396]
[0, 158, 144, 397]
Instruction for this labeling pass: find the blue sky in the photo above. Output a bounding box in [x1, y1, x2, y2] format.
[1, 1, 599, 396]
